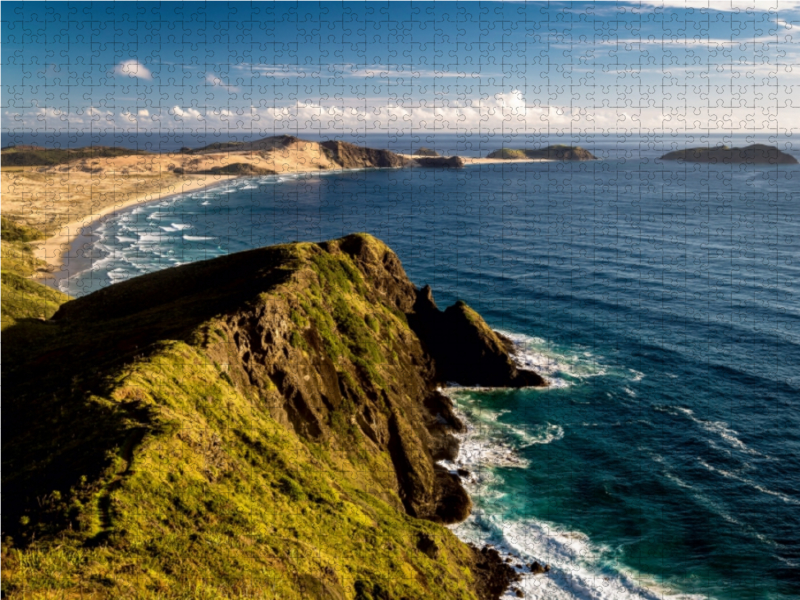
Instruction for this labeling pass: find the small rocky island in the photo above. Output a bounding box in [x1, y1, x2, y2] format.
[660, 144, 798, 165]
[487, 145, 597, 160]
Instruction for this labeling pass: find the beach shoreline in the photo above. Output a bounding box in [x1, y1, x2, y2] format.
[33, 176, 235, 291]
[26, 151, 555, 293]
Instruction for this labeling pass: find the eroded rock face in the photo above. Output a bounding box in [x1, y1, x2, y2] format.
[320, 140, 411, 168]
[659, 144, 798, 165]
[411, 286, 547, 388]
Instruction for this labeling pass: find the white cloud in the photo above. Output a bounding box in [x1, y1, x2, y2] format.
[631, 0, 800, 11]
[114, 59, 152, 80]
[205, 73, 239, 93]
[5, 88, 799, 135]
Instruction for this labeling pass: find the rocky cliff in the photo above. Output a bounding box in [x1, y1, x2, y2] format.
[2, 233, 542, 599]
[320, 140, 412, 169]
[659, 144, 798, 165]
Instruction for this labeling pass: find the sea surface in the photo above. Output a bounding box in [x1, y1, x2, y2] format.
[47, 136, 800, 599]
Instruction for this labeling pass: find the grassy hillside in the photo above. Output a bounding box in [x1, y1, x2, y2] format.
[1, 216, 70, 329]
[2, 233, 517, 599]
[1, 145, 151, 167]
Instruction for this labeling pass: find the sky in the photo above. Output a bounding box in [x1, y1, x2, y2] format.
[2, 1, 799, 136]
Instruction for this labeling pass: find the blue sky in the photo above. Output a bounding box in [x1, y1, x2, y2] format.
[2, 1, 799, 135]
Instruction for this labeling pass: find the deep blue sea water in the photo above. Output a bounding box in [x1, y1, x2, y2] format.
[54, 142, 799, 599]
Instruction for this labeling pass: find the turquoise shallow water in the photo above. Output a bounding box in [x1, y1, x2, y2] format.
[62, 153, 800, 599]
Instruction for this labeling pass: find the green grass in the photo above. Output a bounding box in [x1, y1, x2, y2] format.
[1, 217, 70, 329]
[0, 146, 151, 167]
[1, 232, 485, 599]
[487, 148, 527, 159]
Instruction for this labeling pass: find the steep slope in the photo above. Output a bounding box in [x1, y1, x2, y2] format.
[320, 141, 411, 169]
[1, 217, 70, 329]
[2, 233, 540, 599]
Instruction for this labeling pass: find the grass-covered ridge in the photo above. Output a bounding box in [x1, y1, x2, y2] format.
[1, 216, 70, 329]
[1, 145, 152, 167]
[2, 232, 511, 599]
[486, 146, 597, 160]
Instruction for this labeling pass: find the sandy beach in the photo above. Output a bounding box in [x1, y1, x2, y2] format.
[4, 141, 551, 291]
[31, 176, 234, 289]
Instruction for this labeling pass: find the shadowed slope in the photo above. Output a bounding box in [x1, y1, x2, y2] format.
[3, 233, 535, 599]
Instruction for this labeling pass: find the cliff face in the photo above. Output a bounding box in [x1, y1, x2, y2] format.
[659, 144, 798, 165]
[2, 233, 539, 599]
[320, 140, 412, 169]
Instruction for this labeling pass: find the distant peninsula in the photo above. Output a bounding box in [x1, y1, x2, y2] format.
[2, 135, 565, 285]
[660, 144, 798, 165]
[487, 145, 597, 161]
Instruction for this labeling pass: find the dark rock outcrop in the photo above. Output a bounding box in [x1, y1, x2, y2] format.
[414, 147, 440, 157]
[659, 144, 798, 165]
[414, 156, 465, 168]
[470, 545, 523, 600]
[487, 146, 596, 160]
[411, 286, 547, 388]
[320, 140, 411, 168]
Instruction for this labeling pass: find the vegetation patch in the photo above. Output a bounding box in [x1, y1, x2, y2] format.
[1, 145, 151, 166]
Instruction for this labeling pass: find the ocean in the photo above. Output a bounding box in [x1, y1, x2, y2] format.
[48, 137, 799, 599]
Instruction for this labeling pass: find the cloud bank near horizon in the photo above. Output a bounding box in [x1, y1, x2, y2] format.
[3, 1, 798, 136]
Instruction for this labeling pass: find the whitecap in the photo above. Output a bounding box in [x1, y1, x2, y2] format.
[657, 405, 767, 458]
[495, 329, 609, 388]
[698, 458, 799, 505]
[183, 235, 216, 241]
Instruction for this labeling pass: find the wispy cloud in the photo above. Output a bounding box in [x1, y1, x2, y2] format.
[205, 74, 239, 93]
[630, 0, 800, 11]
[113, 59, 152, 80]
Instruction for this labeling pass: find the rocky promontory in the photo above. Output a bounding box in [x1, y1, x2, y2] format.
[3, 233, 545, 599]
[320, 139, 412, 168]
[487, 145, 597, 160]
[659, 144, 798, 165]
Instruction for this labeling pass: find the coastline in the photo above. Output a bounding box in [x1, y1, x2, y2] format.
[28, 157, 549, 293]
[33, 176, 235, 291]
[398, 153, 553, 165]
